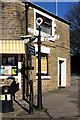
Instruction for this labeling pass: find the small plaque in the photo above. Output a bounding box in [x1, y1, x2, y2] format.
[0, 95, 5, 100]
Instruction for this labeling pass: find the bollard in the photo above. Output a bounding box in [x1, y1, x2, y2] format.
[0, 86, 14, 113]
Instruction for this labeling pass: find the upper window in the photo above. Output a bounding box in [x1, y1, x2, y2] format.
[36, 13, 52, 35]
[34, 9, 56, 37]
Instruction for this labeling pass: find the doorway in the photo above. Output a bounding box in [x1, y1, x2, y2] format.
[58, 57, 66, 87]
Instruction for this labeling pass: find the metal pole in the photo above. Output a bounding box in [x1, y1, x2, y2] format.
[25, 3, 29, 98]
[22, 55, 25, 100]
[29, 80, 33, 113]
[56, 0, 58, 16]
[37, 26, 42, 110]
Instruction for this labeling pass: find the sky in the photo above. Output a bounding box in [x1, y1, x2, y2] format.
[34, 2, 78, 19]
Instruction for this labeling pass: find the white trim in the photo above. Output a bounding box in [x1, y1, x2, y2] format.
[18, 62, 21, 70]
[0, 76, 18, 79]
[36, 71, 47, 74]
[18, 62, 21, 89]
[34, 8, 55, 21]
[34, 44, 50, 54]
[36, 76, 51, 80]
[28, 27, 59, 42]
[58, 57, 66, 87]
[35, 45, 50, 75]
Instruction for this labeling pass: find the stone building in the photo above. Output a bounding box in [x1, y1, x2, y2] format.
[0, 1, 71, 100]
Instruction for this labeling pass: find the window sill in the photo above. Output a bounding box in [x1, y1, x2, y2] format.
[0, 76, 18, 79]
[34, 29, 51, 38]
[36, 76, 51, 80]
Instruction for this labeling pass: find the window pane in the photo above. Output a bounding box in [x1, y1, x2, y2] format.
[2, 57, 7, 65]
[41, 24, 51, 34]
[8, 57, 15, 65]
[41, 56, 47, 73]
[36, 54, 48, 75]
[36, 13, 52, 35]
[41, 25, 47, 33]
[1, 55, 18, 76]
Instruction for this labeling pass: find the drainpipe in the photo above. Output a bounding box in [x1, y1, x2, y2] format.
[25, 2, 28, 35]
[25, 2, 29, 97]
[25, 3, 34, 113]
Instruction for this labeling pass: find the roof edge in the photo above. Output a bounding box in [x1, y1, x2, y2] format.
[26, 1, 70, 25]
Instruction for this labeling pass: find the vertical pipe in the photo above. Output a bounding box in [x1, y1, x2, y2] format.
[25, 2, 28, 35]
[25, 2, 29, 97]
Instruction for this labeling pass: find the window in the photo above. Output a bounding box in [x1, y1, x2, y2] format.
[2, 56, 17, 66]
[36, 53, 48, 75]
[2, 57, 16, 66]
[36, 13, 52, 35]
[34, 9, 57, 39]
[0, 54, 18, 76]
[8, 57, 15, 65]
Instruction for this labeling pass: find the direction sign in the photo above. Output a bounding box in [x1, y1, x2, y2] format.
[28, 44, 35, 56]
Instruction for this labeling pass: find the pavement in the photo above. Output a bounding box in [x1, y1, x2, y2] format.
[0, 75, 80, 120]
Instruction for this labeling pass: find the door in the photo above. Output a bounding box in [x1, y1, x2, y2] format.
[58, 57, 66, 87]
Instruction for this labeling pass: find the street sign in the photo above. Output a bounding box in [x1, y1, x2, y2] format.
[28, 44, 35, 56]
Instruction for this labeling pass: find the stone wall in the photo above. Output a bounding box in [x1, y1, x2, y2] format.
[2, 2, 26, 40]
[1, 2, 71, 99]
[28, 6, 71, 95]
[1, 1, 26, 100]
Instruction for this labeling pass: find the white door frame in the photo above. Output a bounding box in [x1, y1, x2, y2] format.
[58, 57, 66, 87]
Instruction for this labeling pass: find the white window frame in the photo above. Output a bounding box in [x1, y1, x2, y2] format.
[35, 44, 51, 80]
[34, 8, 56, 37]
[34, 44, 50, 54]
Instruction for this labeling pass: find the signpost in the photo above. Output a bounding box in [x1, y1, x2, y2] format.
[20, 17, 43, 111]
[28, 43, 35, 113]
[28, 44, 35, 56]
